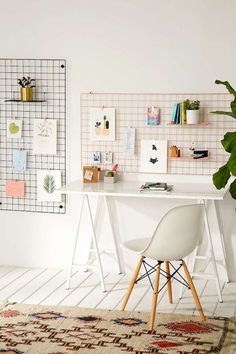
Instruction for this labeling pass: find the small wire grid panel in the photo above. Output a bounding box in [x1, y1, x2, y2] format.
[81, 92, 236, 175]
[0, 58, 66, 213]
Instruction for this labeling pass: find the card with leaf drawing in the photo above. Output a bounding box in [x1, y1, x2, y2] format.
[37, 170, 61, 202]
[33, 119, 57, 155]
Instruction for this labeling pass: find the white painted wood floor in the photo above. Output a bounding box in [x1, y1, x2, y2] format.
[0, 266, 235, 317]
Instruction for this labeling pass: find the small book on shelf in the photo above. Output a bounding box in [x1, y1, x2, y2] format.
[175, 103, 181, 124]
[181, 100, 187, 124]
[171, 103, 178, 124]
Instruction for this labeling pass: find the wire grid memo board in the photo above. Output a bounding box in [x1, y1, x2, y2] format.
[0, 58, 66, 213]
[81, 92, 236, 175]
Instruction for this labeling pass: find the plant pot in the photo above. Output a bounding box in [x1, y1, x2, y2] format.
[186, 110, 200, 124]
[21, 87, 33, 101]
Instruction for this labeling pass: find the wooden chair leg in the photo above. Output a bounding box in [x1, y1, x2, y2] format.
[150, 262, 161, 331]
[165, 261, 173, 304]
[182, 260, 206, 321]
[121, 256, 144, 311]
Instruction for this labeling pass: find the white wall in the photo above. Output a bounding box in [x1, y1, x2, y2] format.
[0, 0, 236, 279]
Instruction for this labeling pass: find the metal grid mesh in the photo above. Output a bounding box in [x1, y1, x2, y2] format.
[0, 58, 66, 213]
[81, 92, 236, 175]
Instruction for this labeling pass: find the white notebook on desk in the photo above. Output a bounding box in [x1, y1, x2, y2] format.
[139, 183, 173, 193]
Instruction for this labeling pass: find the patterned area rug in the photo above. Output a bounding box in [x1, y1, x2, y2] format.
[0, 302, 235, 353]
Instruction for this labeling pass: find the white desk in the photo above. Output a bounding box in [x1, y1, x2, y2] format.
[61, 180, 227, 200]
[60, 180, 228, 300]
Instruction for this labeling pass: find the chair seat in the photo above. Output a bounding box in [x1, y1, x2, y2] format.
[122, 237, 150, 253]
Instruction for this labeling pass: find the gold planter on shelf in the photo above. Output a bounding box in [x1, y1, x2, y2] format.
[20, 87, 33, 101]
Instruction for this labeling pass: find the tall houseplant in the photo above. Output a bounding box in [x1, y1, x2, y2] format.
[211, 80, 236, 199]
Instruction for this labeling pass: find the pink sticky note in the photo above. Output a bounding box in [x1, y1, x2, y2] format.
[6, 181, 25, 198]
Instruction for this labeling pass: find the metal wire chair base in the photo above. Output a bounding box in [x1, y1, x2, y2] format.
[135, 258, 190, 293]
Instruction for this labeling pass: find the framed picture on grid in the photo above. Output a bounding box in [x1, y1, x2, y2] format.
[140, 139, 168, 173]
[90, 108, 116, 141]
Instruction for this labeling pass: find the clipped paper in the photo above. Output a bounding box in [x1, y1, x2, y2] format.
[33, 119, 57, 155]
[6, 180, 25, 198]
[12, 150, 27, 172]
[123, 127, 135, 156]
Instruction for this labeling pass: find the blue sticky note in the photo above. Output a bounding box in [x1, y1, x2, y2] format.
[12, 150, 27, 172]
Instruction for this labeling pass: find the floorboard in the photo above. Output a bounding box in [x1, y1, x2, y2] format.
[60, 272, 107, 307]
[0, 266, 235, 317]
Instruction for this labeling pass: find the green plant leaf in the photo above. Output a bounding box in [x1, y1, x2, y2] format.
[210, 110, 236, 118]
[231, 98, 236, 116]
[215, 80, 236, 96]
[221, 132, 236, 152]
[212, 164, 231, 189]
[229, 178, 236, 199]
[228, 150, 236, 176]
[43, 174, 56, 194]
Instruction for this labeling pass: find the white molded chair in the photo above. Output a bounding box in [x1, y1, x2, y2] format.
[121, 204, 206, 331]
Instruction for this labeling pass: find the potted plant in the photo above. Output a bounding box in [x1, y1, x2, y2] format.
[185, 99, 200, 124]
[211, 80, 236, 199]
[17, 76, 35, 101]
[104, 170, 118, 183]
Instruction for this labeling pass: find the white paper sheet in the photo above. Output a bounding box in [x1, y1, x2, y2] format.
[123, 127, 135, 155]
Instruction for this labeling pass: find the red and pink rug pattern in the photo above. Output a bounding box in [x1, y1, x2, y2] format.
[0, 302, 235, 353]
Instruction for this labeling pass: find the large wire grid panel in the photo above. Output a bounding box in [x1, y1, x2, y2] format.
[81, 92, 236, 175]
[0, 59, 66, 213]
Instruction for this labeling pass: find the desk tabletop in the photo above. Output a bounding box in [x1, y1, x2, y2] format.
[59, 180, 227, 200]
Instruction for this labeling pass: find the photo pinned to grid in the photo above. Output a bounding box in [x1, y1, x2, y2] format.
[92, 151, 101, 165]
[104, 151, 113, 165]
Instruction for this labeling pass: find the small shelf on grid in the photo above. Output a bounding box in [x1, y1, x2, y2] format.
[4, 99, 46, 103]
[169, 156, 209, 161]
[167, 122, 209, 127]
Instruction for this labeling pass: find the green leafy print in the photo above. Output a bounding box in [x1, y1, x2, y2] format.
[43, 174, 56, 194]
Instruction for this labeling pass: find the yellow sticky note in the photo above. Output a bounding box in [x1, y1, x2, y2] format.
[6, 181, 25, 198]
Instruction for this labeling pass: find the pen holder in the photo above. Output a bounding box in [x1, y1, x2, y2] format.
[21, 87, 33, 101]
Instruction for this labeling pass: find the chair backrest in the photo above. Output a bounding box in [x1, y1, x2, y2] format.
[142, 204, 204, 261]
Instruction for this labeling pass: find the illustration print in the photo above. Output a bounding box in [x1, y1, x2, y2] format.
[140, 140, 168, 173]
[90, 108, 116, 141]
[37, 170, 61, 202]
[147, 106, 161, 125]
[149, 144, 158, 164]
[7, 119, 23, 139]
[43, 174, 56, 194]
[33, 119, 57, 155]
